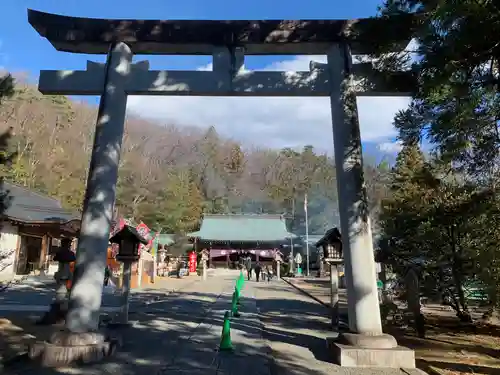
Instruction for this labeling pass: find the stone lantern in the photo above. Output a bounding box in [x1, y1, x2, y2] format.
[274, 249, 284, 279]
[319, 228, 343, 263]
[110, 225, 147, 263]
[37, 238, 76, 325]
[201, 249, 209, 280]
[316, 227, 343, 329]
[109, 225, 148, 325]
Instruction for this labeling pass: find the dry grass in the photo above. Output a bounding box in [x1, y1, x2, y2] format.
[290, 278, 500, 375]
[386, 315, 500, 375]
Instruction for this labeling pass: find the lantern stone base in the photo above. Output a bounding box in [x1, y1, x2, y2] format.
[327, 333, 415, 368]
[28, 331, 120, 367]
[36, 301, 69, 326]
[107, 320, 136, 329]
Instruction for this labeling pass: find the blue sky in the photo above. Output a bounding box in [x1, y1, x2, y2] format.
[0, 0, 410, 159]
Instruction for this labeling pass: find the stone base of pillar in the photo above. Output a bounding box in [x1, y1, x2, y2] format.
[36, 301, 68, 326]
[28, 331, 121, 367]
[107, 320, 136, 329]
[327, 333, 415, 368]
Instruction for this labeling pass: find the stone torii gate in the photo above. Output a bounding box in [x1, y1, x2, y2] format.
[27, 9, 416, 367]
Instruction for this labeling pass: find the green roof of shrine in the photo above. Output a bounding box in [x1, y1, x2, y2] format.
[188, 214, 296, 243]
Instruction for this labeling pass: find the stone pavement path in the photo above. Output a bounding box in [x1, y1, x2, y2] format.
[2, 272, 427, 375]
[283, 277, 347, 308]
[2, 271, 270, 375]
[0, 274, 200, 313]
[253, 279, 425, 375]
[0, 275, 208, 364]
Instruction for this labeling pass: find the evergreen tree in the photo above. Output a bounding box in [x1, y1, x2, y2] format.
[376, 1, 500, 319]
[139, 169, 203, 234]
[378, 0, 500, 177]
[379, 142, 500, 319]
[378, 142, 430, 272]
[0, 73, 15, 217]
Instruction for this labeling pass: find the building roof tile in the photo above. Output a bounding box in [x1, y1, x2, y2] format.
[188, 214, 296, 242]
[2, 182, 79, 223]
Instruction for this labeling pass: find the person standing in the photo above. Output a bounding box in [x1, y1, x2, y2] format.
[245, 255, 252, 281]
[176, 257, 183, 278]
[255, 261, 262, 282]
[104, 264, 111, 286]
[265, 265, 272, 282]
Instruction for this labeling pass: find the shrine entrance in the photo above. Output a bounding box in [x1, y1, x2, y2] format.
[27, 9, 416, 367]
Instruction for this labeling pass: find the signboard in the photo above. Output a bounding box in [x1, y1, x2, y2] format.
[189, 252, 197, 273]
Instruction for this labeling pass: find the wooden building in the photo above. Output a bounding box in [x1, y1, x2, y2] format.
[188, 214, 296, 268]
[0, 182, 79, 277]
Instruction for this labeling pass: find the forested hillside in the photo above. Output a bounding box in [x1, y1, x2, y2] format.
[0, 76, 390, 235]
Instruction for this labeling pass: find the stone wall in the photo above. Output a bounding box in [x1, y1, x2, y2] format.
[0, 221, 19, 277]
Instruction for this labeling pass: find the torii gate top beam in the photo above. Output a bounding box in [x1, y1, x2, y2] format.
[27, 9, 416, 56]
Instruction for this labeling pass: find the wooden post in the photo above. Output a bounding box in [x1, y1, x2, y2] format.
[39, 235, 49, 273]
[137, 258, 143, 288]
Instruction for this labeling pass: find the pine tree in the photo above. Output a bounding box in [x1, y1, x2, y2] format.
[378, 142, 500, 320]
[0, 74, 14, 105]
[378, 1, 500, 177]
[378, 142, 429, 271]
[0, 73, 15, 217]
[376, 2, 500, 317]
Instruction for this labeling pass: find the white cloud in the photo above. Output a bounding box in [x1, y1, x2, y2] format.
[127, 56, 410, 153]
[377, 140, 403, 154]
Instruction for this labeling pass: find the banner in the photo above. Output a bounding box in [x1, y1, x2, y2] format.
[135, 222, 151, 256]
[189, 252, 197, 273]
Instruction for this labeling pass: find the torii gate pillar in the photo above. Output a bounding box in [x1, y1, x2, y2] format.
[65, 43, 132, 333]
[325, 44, 415, 368]
[29, 43, 132, 367]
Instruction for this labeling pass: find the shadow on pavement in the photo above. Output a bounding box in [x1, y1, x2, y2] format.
[1, 278, 419, 375]
[0, 279, 267, 374]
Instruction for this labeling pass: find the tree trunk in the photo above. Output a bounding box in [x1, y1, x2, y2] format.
[449, 225, 472, 323]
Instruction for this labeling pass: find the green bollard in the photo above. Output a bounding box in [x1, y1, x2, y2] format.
[219, 311, 234, 351]
[235, 286, 241, 306]
[231, 289, 241, 318]
[236, 273, 244, 306]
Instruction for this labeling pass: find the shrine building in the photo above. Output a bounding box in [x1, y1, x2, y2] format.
[188, 214, 296, 268]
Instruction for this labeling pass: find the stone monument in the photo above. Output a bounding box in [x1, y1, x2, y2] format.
[27, 9, 416, 367]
